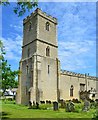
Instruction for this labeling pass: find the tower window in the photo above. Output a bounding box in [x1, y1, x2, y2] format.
[46, 22, 50, 31]
[48, 65, 50, 74]
[28, 48, 30, 57]
[29, 22, 32, 31]
[46, 46, 50, 56]
[70, 85, 74, 97]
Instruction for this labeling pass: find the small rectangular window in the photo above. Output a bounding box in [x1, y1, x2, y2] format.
[48, 65, 50, 74]
[46, 46, 50, 56]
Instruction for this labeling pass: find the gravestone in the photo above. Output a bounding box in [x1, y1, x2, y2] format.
[60, 100, 66, 108]
[82, 99, 90, 112]
[90, 100, 95, 109]
[36, 102, 39, 109]
[66, 100, 75, 112]
[28, 101, 32, 109]
[32, 101, 36, 109]
[95, 99, 98, 107]
[53, 102, 58, 111]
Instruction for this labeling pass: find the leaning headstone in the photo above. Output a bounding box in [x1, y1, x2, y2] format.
[53, 102, 59, 111]
[82, 99, 90, 112]
[28, 101, 32, 109]
[66, 100, 75, 112]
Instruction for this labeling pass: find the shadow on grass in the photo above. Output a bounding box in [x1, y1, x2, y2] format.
[0, 111, 10, 119]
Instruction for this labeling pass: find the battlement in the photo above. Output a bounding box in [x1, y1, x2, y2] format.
[60, 70, 96, 80]
[23, 8, 57, 24]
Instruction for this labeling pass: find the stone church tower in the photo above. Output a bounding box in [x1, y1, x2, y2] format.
[17, 8, 59, 105]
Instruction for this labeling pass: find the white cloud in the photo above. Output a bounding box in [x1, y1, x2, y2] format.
[10, 21, 23, 33]
[1, 35, 22, 61]
[58, 39, 96, 71]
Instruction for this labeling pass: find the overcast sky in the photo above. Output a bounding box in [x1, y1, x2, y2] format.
[1, 2, 96, 76]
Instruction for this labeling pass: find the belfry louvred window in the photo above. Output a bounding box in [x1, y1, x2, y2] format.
[46, 22, 50, 31]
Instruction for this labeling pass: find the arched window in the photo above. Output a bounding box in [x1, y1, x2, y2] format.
[29, 22, 32, 31]
[70, 85, 74, 97]
[46, 46, 50, 56]
[46, 22, 50, 31]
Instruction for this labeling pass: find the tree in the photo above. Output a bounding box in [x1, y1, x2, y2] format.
[0, 0, 38, 16]
[0, 40, 19, 94]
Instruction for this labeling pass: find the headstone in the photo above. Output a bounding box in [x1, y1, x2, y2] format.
[82, 99, 90, 112]
[46, 100, 48, 104]
[28, 101, 32, 109]
[90, 100, 95, 109]
[36, 102, 39, 109]
[49, 101, 51, 104]
[40, 101, 45, 104]
[60, 100, 66, 108]
[33, 101, 36, 106]
[32, 101, 36, 109]
[53, 102, 58, 111]
[66, 100, 75, 112]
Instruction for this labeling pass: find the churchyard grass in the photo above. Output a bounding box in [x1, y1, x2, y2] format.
[0, 100, 96, 118]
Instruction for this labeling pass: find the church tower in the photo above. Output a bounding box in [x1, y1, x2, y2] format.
[17, 8, 58, 105]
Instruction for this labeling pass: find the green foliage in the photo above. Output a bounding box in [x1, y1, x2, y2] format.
[0, 0, 38, 16]
[93, 108, 98, 119]
[39, 104, 53, 110]
[0, 40, 19, 93]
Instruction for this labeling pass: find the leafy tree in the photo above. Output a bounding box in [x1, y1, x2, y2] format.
[0, 40, 19, 94]
[0, 0, 38, 16]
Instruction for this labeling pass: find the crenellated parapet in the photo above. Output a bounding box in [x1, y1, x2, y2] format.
[23, 8, 57, 25]
[60, 70, 97, 80]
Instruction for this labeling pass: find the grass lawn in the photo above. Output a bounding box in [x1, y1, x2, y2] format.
[0, 100, 96, 118]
